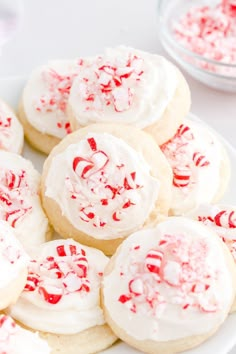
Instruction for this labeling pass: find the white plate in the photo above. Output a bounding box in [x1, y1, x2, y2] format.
[0, 77, 236, 354]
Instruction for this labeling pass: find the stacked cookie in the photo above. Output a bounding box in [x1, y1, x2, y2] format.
[0, 46, 235, 354]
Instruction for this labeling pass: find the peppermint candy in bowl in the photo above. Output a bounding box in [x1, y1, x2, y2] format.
[102, 217, 236, 354]
[157, 0, 236, 92]
[7, 239, 117, 354]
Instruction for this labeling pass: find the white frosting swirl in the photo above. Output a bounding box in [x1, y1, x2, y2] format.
[9, 239, 108, 334]
[45, 133, 160, 239]
[0, 315, 51, 354]
[23, 60, 82, 138]
[0, 151, 49, 253]
[0, 221, 29, 289]
[187, 204, 236, 261]
[103, 217, 234, 341]
[0, 100, 23, 154]
[68, 46, 178, 128]
[160, 120, 224, 215]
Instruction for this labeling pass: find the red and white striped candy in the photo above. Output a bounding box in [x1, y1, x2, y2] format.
[63, 272, 82, 292]
[24, 274, 40, 292]
[74, 256, 88, 278]
[123, 171, 139, 190]
[214, 209, 236, 228]
[73, 150, 109, 179]
[191, 282, 210, 293]
[5, 170, 24, 190]
[199, 297, 218, 313]
[80, 278, 90, 292]
[128, 277, 144, 296]
[173, 167, 191, 188]
[145, 249, 164, 275]
[177, 124, 194, 140]
[5, 207, 32, 228]
[192, 152, 210, 167]
[38, 284, 63, 304]
[56, 244, 78, 257]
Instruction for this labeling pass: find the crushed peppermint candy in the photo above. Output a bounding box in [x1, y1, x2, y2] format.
[191, 205, 236, 261]
[34, 62, 82, 135]
[160, 123, 210, 190]
[0, 169, 32, 228]
[173, 0, 236, 75]
[118, 233, 220, 315]
[67, 136, 143, 229]
[24, 243, 92, 305]
[76, 54, 144, 113]
[0, 315, 17, 345]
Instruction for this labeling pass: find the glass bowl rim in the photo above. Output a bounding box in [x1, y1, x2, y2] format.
[157, 0, 236, 70]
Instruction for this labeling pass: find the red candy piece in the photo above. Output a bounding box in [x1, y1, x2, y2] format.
[173, 167, 191, 188]
[39, 286, 63, 304]
[145, 249, 164, 275]
[193, 152, 210, 167]
[56, 244, 77, 256]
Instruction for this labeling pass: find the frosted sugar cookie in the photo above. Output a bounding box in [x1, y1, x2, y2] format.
[0, 99, 24, 154]
[102, 217, 236, 354]
[0, 151, 51, 253]
[160, 120, 230, 215]
[8, 239, 117, 354]
[0, 221, 29, 310]
[18, 60, 82, 154]
[0, 315, 51, 354]
[68, 46, 191, 145]
[187, 203, 236, 311]
[41, 124, 172, 255]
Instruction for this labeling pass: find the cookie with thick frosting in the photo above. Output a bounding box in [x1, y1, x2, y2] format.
[68, 46, 191, 145]
[18, 60, 82, 154]
[0, 315, 51, 354]
[0, 150, 51, 253]
[0, 221, 29, 310]
[160, 120, 230, 215]
[0, 99, 24, 154]
[102, 217, 236, 354]
[41, 123, 172, 255]
[8, 239, 117, 354]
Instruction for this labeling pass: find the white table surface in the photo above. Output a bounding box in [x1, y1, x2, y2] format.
[1, 0, 236, 353]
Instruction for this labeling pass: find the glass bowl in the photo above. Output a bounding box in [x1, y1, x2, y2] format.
[157, 0, 236, 92]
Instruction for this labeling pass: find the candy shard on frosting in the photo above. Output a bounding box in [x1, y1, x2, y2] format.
[23, 60, 83, 138]
[45, 132, 160, 239]
[0, 315, 51, 354]
[160, 120, 225, 214]
[68, 46, 178, 128]
[0, 100, 24, 154]
[103, 217, 235, 341]
[187, 204, 236, 261]
[9, 239, 108, 334]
